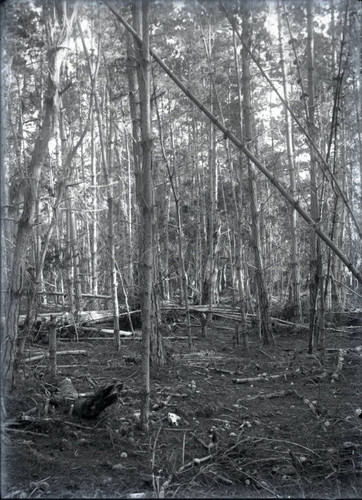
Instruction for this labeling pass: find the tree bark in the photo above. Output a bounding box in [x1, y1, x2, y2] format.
[307, 0, 322, 353]
[135, 0, 152, 431]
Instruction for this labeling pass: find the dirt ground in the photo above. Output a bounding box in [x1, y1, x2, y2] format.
[1, 314, 361, 498]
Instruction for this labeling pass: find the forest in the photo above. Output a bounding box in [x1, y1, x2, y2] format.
[1, 0, 361, 498]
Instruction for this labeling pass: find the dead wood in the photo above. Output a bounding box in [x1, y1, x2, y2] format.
[191, 432, 209, 450]
[23, 350, 87, 363]
[245, 389, 292, 400]
[164, 336, 199, 341]
[161, 303, 310, 331]
[212, 367, 242, 376]
[73, 381, 123, 419]
[52, 378, 123, 419]
[21, 415, 93, 430]
[74, 337, 142, 341]
[37, 291, 112, 299]
[233, 373, 287, 384]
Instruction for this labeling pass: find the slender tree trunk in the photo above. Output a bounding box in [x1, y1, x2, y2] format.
[307, 0, 322, 353]
[2, 1, 77, 392]
[1, 3, 11, 385]
[277, 0, 302, 322]
[90, 108, 98, 307]
[125, 133, 134, 290]
[134, 0, 152, 430]
[241, 3, 273, 346]
[232, 30, 247, 334]
[107, 109, 120, 351]
[126, 16, 142, 305]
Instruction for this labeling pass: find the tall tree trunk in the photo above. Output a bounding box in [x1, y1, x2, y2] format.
[277, 0, 302, 322]
[307, 0, 322, 353]
[126, 14, 142, 305]
[1, 3, 11, 382]
[90, 108, 98, 308]
[241, 3, 273, 346]
[135, 0, 152, 431]
[232, 30, 247, 334]
[2, 1, 77, 392]
[106, 109, 120, 351]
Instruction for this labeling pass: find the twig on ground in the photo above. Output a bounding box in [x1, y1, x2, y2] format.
[191, 432, 209, 450]
[3, 428, 49, 437]
[259, 348, 273, 359]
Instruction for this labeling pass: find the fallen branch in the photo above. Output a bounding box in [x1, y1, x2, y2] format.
[191, 432, 209, 450]
[212, 367, 242, 376]
[164, 336, 199, 341]
[233, 373, 287, 384]
[21, 415, 93, 430]
[23, 350, 87, 363]
[245, 389, 292, 401]
[208, 470, 234, 485]
[3, 427, 49, 437]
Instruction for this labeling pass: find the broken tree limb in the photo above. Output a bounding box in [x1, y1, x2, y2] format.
[105, 2, 362, 286]
[246, 389, 292, 400]
[164, 336, 199, 341]
[233, 373, 287, 384]
[24, 350, 87, 363]
[37, 291, 112, 299]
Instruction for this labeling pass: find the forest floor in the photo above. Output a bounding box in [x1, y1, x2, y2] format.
[1, 312, 361, 499]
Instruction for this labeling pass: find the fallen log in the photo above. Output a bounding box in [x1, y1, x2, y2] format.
[24, 350, 87, 363]
[81, 327, 135, 337]
[164, 336, 199, 341]
[19, 309, 142, 327]
[70, 337, 142, 341]
[37, 291, 112, 299]
[161, 304, 309, 330]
